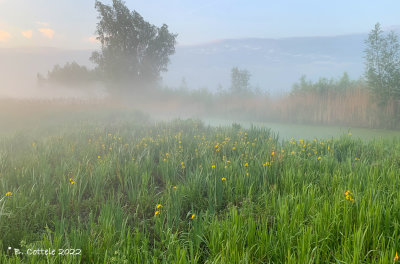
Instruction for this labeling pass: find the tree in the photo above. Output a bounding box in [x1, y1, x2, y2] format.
[230, 67, 251, 94]
[44, 62, 97, 85]
[90, 0, 177, 94]
[364, 23, 400, 106]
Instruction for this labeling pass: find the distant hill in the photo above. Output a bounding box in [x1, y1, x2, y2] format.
[0, 32, 379, 97]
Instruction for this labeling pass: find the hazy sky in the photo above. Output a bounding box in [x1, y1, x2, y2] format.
[0, 0, 399, 49]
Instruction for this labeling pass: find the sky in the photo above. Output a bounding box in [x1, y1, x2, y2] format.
[0, 0, 399, 49]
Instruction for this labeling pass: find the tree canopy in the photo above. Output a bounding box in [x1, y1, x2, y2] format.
[230, 67, 251, 94]
[364, 23, 400, 106]
[90, 0, 177, 91]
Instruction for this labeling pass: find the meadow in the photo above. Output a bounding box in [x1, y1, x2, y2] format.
[1, 107, 400, 263]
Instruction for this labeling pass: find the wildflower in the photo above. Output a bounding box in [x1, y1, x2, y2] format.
[354, 157, 360, 161]
[172, 186, 177, 189]
[345, 190, 355, 202]
[97, 155, 101, 159]
[156, 204, 162, 209]
[348, 132, 352, 136]
[155, 210, 160, 216]
[224, 165, 228, 169]
[271, 151, 275, 156]
[281, 149, 285, 153]
[395, 251, 399, 262]
[291, 151, 295, 155]
[227, 160, 231, 163]
[221, 177, 226, 181]
[211, 164, 216, 169]
[246, 172, 249, 176]
[165, 153, 169, 157]
[190, 214, 196, 220]
[317, 156, 321, 160]
[181, 162, 185, 169]
[5, 192, 12, 196]
[163, 158, 167, 162]
[232, 146, 236, 150]
[244, 162, 249, 167]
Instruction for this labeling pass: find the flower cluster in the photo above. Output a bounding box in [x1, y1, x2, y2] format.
[345, 190, 354, 202]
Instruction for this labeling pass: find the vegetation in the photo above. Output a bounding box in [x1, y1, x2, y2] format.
[90, 0, 177, 93]
[364, 23, 400, 106]
[1, 113, 400, 263]
[39, 0, 177, 97]
[291, 72, 362, 95]
[38, 62, 97, 85]
[230, 67, 252, 94]
[364, 23, 400, 128]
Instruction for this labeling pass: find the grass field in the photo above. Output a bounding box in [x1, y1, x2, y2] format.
[1, 112, 400, 263]
[205, 118, 400, 141]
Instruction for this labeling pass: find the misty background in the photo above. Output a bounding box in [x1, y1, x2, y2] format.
[0, 33, 374, 97]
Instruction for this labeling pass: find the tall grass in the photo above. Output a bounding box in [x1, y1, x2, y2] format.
[0, 110, 400, 263]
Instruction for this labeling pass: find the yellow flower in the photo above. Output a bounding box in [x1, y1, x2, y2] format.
[271, 151, 275, 156]
[211, 164, 216, 169]
[355, 157, 360, 161]
[232, 146, 236, 150]
[190, 214, 196, 220]
[317, 156, 321, 160]
[5, 192, 12, 196]
[166, 153, 169, 157]
[163, 158, 167, 162]
[246, 172, 249, 176]
[221, 177, 226, 181]
[244, 162, 249, 167]
[97, 155, 101, 159]
[394, 251, 399, 262]
[291, 151, 295, 155]
[156, 204, 162, 209]
[155, 210, 160, 216]
[172, 186, 177, 189]
[348, 132, 352, 136]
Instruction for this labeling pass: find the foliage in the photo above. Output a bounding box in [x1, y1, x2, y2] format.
[291, 72, 363, 95]
[38, 61, 97, 85]
[364, 23, 400, 106]
[230, 67, 251, 94]
[90, 0, 177, 90]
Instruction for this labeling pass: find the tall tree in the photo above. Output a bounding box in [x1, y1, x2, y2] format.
[230, 67, 251, 94]
[90, 0, 177, 94]
[364, 23, 400, 106]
